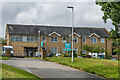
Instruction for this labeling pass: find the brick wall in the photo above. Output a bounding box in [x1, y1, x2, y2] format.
[7, 33, 112, 56]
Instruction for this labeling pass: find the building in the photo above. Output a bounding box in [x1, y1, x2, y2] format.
[6, 24, 112, 57]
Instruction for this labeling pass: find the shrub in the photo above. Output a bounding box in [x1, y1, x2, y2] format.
[80, 54, 87, 58]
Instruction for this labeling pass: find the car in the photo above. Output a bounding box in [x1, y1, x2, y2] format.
[56, 53, 61, 57]
[34, 52, 41, 57]
[47, 53, 54, 57]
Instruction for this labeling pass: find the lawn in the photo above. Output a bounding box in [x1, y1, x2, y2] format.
[0, 57, 11, 60]
[45, 57, 118, 79]
[1, 63, 41, 80]
[25, 57, 41, 59]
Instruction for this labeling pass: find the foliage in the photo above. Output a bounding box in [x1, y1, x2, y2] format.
[96, 1, 120, 54]
[45, 57, 118, 79]
[2, 63, 40, 79]
[80, 54, 87, 58]
[82, 44, 105, 53]
[0, 57, 11, 60]
[0, 38, 7, 45]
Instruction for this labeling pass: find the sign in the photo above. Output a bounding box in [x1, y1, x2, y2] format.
[41, 42, 43, 47]
[65, 43, 71, 51]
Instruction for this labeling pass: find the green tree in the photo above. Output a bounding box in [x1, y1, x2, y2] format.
[82, 44, 105, 58]
[96, 1, 120, 59]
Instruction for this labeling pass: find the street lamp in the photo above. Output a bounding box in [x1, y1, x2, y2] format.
[67, 6, 74, 62]
[38, 30, 41, 57]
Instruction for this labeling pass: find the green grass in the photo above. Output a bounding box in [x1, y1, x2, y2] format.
[1, 63, 41, 80]
[25, 57, 41, 59]
[45, 57, 118, 79]
[0, 57, 11, 60]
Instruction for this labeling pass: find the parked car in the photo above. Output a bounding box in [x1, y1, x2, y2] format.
[56, 53, 61, 57]
[34, 52, 41, 57]
[47, 53, 54, 57]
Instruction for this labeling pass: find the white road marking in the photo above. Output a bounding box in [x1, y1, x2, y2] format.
[22, 66, 32, 73]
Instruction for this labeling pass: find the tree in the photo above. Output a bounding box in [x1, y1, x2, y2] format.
[96, 1, 120, 59]
[0, 38, 7, 45]
[82, 44, 106, 58]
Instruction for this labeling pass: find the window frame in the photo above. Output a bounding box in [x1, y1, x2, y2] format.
[62, 37, 67, 42]
[90, 38, 97, 43]
[42, 36, 46, 42]
[101, 38, 105, 43]
[50, 37, 58, 42]
[82, 37, 86, 43]
[73, 37, 78, 43]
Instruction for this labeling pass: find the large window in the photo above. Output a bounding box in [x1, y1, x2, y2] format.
[73, 37, 78, 43]
[50, 47, 58, 53]
[82, 37, 86, 43]
[101, 38, 105, 43]
[51, 37, 57, 42]
[11, 36, 23, 41]
[90, 38, 97, 43]
[42, 36, 46, 42]
[11, 36, 38, 42]
[62, 37, 67, 42]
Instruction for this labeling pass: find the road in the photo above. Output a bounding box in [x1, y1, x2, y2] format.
[1, 58, 105, 80]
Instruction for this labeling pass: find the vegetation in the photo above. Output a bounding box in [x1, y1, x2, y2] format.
[25, 57, 41, 59]
[0, 38, 7, 45]
[82, 44, 105, 53]
[1, 63, 40, 79]
[0, 57, 11, 60]
[45, 57, 118, 79]
[96, 1, 120, 59]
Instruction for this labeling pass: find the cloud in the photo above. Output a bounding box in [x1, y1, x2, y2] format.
[1, 2, 115, 38]
[16, 7, 38, 23]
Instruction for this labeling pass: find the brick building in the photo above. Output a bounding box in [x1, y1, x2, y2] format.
[6, 24, 112, 57]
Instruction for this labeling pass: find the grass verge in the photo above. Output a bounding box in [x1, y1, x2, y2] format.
[25, 57, 41, 59]
[0, 57, 11, 60]
[1, 63, 41, 80]
[45, 57, 118, 79]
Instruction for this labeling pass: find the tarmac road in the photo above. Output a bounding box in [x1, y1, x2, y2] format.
[1, 58, 106, 80]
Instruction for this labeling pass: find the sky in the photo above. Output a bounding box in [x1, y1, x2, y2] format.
[0, 0, 115, 38]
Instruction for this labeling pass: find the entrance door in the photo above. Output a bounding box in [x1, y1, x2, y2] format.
[24, 47, 37, 57]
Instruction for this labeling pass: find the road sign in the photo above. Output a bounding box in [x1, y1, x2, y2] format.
[41, 42, 43, 47]
[65, 43, 71, 51]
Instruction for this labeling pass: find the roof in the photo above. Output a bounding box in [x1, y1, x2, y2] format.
[6, 24, 109, 37]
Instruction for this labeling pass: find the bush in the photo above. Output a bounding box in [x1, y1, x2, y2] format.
[80, 54, 87, 58]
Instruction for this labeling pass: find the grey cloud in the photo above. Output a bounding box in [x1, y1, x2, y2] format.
[1, 2, 114, 38]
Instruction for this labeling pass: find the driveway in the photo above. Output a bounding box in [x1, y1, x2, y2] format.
[1, 58, 105, 80]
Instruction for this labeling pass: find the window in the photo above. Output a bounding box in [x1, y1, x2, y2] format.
[11, 36, 14, 41]
[62, 37, 67, 42]
[27, 36, 31, 41]
[42, 36, 46, 42]
[101, 38, 105, 43]
[19, 36, 22, 41]
[62, 48, 65, 53]
[90, 38, 97, 43]
[73, 48, 77, 54]
[73, 37, 78, 43]
[31, 36, 34, 41]
[50, 48, 54, 53]
[35, 37, 38, 41]
[82, 37, 86, 43]
[50, 47, 58, 53]
[23, 36, 27, 41]
[51, 37, 57, 42]
[82, 50, 86, 54]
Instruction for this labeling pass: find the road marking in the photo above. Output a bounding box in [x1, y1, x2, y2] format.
[22, 66, 32, 73]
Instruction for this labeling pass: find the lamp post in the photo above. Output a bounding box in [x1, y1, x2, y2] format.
[38, 30, 40, 57]
[67, 6, 74, 62]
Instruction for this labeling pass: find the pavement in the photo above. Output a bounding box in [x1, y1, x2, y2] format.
[1, 58, 106, 80]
